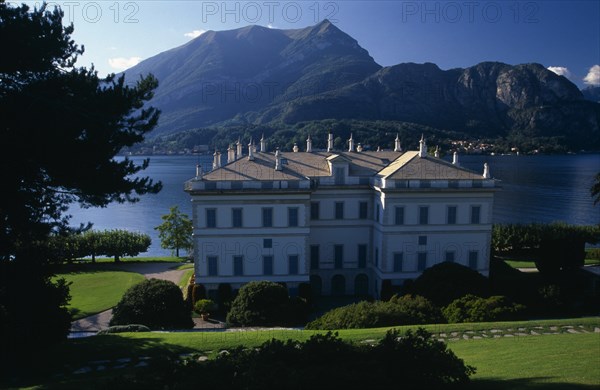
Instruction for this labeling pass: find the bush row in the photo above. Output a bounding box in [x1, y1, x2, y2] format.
[104, 329, 475, 389]
[47, 229, 151, 262]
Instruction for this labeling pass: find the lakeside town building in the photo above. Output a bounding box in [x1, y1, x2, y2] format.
[185, 134, 497, 299]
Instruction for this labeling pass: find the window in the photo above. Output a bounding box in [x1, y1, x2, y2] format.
[310, 202, 320, 220]
[395, 206, 404, 225]
[334, 167, 345, 185]
[376, 204, 380, 222]
[288, 207, 299, 227]
[263, 256, 274, 275]
[262, 207, 273, 227]
[471, 206, 481, 224]
[310, 245, 319, 270]
[358, 244, 367, 268]
[418, 235, 427, 246]
[208, 256, 218, 276]
[263, 238, 272, 249]
[359, 202, 368, 219]
[288, 255, 299, 275]
[469, 251, 478, 269]
[445, 251, 455, 263]
[393, 253, 404, 272]
[419, 206, 429, 225]
[335, 202, 344, 219]
[447, 206, 457, 225]
[233, 256, 243, 276]
[334, 245, 343, 269]
[417, 252, 427, 271]
[206, 209, 216, 228]
[232, 208, 243, 227]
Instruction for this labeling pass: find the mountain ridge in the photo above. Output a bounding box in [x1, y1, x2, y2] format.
[122, 20, 599, 150]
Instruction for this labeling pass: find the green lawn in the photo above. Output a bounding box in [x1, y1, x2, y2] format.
[10, 318, 600, 389]
[178, 267, 194, 289]
[451, 334, 600, 389]
[504, 258, 600, 269]
[54, 271, 145, 319]
[76, 256, 186, 263]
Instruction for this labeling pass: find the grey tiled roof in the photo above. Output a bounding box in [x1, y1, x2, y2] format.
[200, 150, 485, 181]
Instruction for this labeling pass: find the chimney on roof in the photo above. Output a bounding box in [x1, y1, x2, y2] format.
[306, 135, 312, 153]
[293, 143, 299, 152]
[483, 163, 491, 179]
[227, 145, 235, 164]
[357, 143, 363, 152]
[195, 164, 203, 179]
[327, 133, 334, 152]
[348, 134, 355, 152]
[217, 151, 222, 168]
[275, 148, 282, 171]
[394, 134, 402, 152]
[236, 138, 242, 159]
[452, 151, 460, 166]
[212, 150, 219, 170]
[260, 134, 266, 153]
[419, 134, 427, 158]
[248, 139, 255, 161]
[434, 146, 440, 158]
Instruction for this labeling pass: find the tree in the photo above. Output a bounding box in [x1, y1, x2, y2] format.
[226, 281, 302, 326]
[155, 206, 192, 257]
[591, 172, 600, 205]
[0, 1, 161, 364]
[99, 229, 151, 262]
[110, 279, 193, 330]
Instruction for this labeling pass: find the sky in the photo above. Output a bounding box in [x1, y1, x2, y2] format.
[16, 0, 600, 89]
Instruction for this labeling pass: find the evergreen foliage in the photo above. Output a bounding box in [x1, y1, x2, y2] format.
[443, 294, 527, 323]
[0, 1, 160, 365]
[306, 294, 444, 330]
[407, 262, 490, 307]
[110, 279, 193, 330]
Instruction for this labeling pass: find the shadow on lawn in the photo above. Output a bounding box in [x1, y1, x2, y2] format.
[468, 378, 599, 390]
[3, 335, 199, 389]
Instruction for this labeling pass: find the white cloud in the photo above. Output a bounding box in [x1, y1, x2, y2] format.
[108, 56, 142, 70]
[583, 65, 600, 86]
[184, 29, 206, 39]
[547, 66, 571, 78]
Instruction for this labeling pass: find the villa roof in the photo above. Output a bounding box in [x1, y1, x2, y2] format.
[377, 151, 486, 180]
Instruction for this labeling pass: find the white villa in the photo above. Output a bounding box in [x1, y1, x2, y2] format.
[185, 134, 498, 299]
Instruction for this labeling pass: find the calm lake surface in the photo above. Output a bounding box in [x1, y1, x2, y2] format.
[70, 154, 600, 257]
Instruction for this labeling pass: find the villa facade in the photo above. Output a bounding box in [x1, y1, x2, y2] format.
[184, 134, 497, 299]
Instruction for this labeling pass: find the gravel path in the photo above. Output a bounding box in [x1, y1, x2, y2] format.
[70, 262, 191, 332]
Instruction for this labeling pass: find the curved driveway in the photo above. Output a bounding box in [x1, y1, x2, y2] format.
[70, 262, 191, 332]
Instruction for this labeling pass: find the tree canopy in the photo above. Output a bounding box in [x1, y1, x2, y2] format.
[155, 205, 193, 257]
[0, 1, 161, 364]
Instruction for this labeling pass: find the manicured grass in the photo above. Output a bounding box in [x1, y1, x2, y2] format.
[76, 256, 186, 263]
[12, 318, 600, 389]
[178, 267, 194, 289]
[54, 271, 145, 319]
[451, 333, 600, 389]
[504, 258, 600, 269]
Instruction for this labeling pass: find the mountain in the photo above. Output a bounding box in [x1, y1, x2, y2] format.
[582, 86, 600, 103]
[123, 20, 380, 135]
[123, 20, 600, 150]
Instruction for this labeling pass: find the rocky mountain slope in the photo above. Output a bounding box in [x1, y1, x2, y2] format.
[123, 20, 600, 150]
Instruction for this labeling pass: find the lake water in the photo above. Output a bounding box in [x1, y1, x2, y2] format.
[70, 154, 600, 257]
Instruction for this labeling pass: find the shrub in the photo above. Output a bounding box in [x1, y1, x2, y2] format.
[226, 281, 302, 326]
[306, 295, 443, 330]
[110, 329, 475, 389]
[408, 262, 489, 306]
[97, 324, 151, 334]
[194, 299, 217, 314]
[110, 279, 193, 330]
[443, 294, 526, 323]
